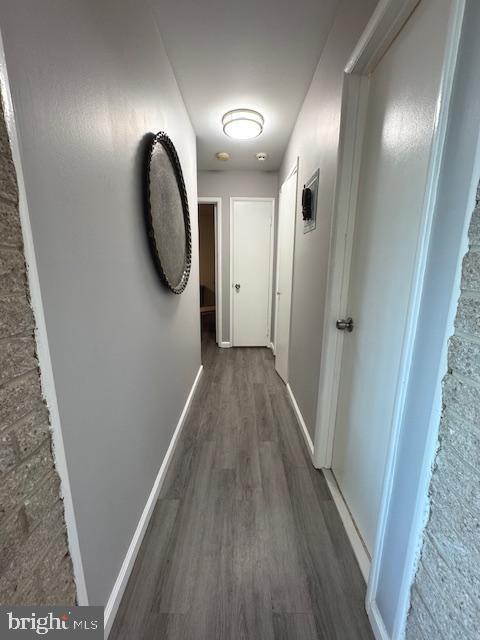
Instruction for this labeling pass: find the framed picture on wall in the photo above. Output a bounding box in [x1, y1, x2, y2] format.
[302, 169, 319, 234]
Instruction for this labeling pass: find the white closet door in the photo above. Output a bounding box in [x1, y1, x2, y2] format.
[231, 198, 274, 347]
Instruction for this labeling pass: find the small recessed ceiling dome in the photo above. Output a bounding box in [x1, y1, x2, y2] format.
[222, 109, 264, 140]
[216, 151, 230, 161]
[256, 152, 268, 161]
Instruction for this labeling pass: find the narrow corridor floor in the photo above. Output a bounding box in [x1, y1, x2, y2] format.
[110, 314, 373, 639]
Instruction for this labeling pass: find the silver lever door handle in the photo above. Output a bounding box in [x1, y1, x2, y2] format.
[336, 317, 354, 332]
[235, 283, 240, 291]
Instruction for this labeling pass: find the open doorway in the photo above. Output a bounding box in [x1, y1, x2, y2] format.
[198, 201, 219, 353]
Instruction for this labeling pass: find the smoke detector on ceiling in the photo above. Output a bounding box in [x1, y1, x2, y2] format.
[256, 152, 268, 162]
[216, 151, 230, 161]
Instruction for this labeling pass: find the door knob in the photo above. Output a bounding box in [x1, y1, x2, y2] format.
[336, 317, 354, 332]
[235, 283, 240, 291]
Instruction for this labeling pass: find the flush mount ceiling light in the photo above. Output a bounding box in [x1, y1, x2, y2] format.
[216, 151, 230, 161]
[222, 109, 264, 140]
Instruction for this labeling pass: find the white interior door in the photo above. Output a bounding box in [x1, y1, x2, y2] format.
[274, 165, 298, 382]
[331, 0, 454, 555]
[232, 198, 274, 347]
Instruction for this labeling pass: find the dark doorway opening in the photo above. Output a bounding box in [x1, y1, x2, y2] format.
[198, 203, 216, 350]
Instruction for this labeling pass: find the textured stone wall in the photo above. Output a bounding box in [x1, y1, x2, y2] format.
[406, 183, 480, 639]
[0, 99, 76, 604]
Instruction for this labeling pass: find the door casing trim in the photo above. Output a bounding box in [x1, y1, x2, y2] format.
[273, 159, 298, 371]
[311, 0, 466, 637]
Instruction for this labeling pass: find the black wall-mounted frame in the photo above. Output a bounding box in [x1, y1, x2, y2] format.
[302, 169, 319, 234]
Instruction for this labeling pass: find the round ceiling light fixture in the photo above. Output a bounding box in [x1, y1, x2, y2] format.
[222, 109, 264, 140]
[216, 151, 230, 161]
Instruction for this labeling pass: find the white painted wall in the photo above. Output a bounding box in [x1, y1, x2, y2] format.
[0, 0, 201, 606]
[198, 170, 278, 343]
[278, 0, 377, 438]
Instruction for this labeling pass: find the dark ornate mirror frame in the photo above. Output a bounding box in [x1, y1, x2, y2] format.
[145, 131, 192, 294]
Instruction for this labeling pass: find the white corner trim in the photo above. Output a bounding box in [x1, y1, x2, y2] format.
[367, 600, 391, 640]
[219, 341, 231, 349]
[313, 73, 369, 470]
[104, 364, 203, 637]
[323, 469, 371, 584]
[286, 383, 314, 459]
[0, 34, 89, 605]
[269, 342, 275, 353]
[273, 158, 298, 365]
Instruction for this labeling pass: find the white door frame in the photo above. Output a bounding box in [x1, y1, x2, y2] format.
[198, 197, 223, 347]
[230, 197, 275, 347]
[273, 159, 298, 362]
[311, 0, 465, 638]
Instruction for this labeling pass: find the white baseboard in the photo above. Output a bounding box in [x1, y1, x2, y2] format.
[323, 469, 371, 583]
[367, 600, 390, 640]
[104, 364, 203, 637]
[286, 383, 314, 459]
[219, 341, 231, 348]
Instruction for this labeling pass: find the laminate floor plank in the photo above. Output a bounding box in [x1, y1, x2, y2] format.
[231, 485, 275, 640]
[157, 442, 217, 614]
[271, 390, 311, 468]
[272, 612, 320, 640]
[141, 613, 186, 640]
[109, 499, 180, 640]
[254, 382, 277, 442]
[110, 313, 373, 640]
[320, 500, 371, 614]
[259, 440, 313, 614]
[182, 468, 235, 640]
[285, 465, 373, 640]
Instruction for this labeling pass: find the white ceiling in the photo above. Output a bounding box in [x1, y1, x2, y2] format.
[151, 0, 339, 171]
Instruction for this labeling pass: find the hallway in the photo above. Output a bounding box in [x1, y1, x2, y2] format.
[110, 315, 373, 639]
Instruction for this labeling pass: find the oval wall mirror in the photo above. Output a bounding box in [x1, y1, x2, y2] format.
[145, 132, 191, 294]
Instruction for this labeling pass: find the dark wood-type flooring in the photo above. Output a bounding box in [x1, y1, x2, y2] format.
[110, 313, 373, 639]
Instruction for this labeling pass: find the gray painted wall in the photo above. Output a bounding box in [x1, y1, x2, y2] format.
[0, 0, 201, 606]
[197, 170, 278, 344]
[375, 1, 480, 634]
[278, 0, 377, 438]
